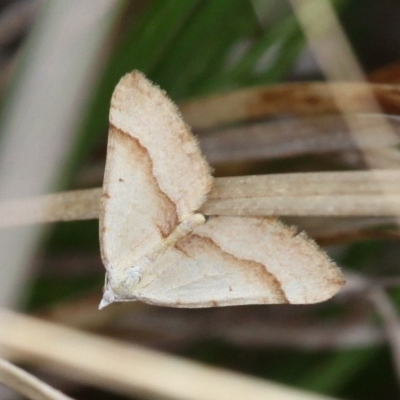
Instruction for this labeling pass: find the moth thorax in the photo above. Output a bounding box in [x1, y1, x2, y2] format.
[167, 213, 206, 244]
[109, 266, 143, 296]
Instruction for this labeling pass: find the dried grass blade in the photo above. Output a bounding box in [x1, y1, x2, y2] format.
[0, 310, 340, 400]
[0, 188, 101, 227]
[209, 170, 400, 198]
[0, 0, 121, 309]
[0, 356, 74, 400]
[181, 82, 400, 130]
[0, 170, 399, 227]
[200, 114, 400, 164]
[369, 61, 400, 84]
[202, 195, 400, 217]
[205, 170, 400, 216]
[369, 288, 400, 388]
[359, 148, 400, 169]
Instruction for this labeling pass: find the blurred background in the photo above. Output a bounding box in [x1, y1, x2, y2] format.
[1, 0, 400, 399]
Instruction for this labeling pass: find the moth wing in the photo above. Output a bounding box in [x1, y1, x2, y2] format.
[100, 71, 212, 273]
[134, 216, 344, 306]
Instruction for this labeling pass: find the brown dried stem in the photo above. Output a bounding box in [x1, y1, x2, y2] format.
[0, 310, 339, 400]
[200, 114, 400, 164]
[368, 288, 400, 388]
[181, 82, 400, 130]
[0, 356, 74, 400]
[0, 170, 399, 227]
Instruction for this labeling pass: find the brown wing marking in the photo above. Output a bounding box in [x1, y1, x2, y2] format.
[109, 124, 179, 238]
[176, 234, 289, 303]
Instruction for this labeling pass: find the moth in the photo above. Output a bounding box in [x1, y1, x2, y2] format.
[99, 71, 344, 309]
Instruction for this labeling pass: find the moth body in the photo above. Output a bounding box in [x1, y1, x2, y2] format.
[99, 71, 345, 309]
[164, 213, 206, 245]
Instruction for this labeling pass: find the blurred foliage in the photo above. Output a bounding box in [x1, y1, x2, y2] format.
[63, 0, 307, 186]
[27, 274, 101, 311]
[23, 0, 400, 399]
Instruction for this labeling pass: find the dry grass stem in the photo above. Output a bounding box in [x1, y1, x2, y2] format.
[203, 195, 400, 217]
[0, 356, 74, 400]
[0, 310, 340, 400]
[360, 147, 400, 169]
[369, 288, 400, 387]
[369, 61, 400, 84]
[73, 113, 400, 186]
[210, 170, 400, 197]
[0, 188, 101, 227]
[181, 82, 400, 130]
[204, 170, 400, 216]
[0, 0, 120, 308]
[200, 114, 400, 164]
[0, 170, 398, 227]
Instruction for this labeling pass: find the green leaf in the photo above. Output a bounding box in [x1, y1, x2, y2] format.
[298, 348, 379, 394]
[152, 0, 258, 100]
